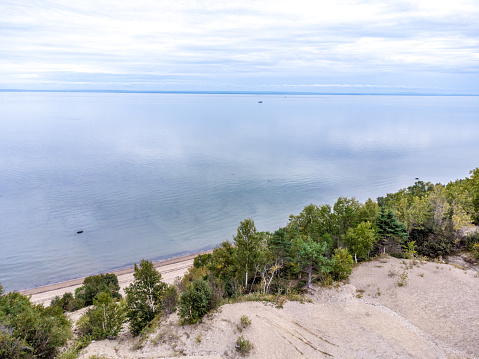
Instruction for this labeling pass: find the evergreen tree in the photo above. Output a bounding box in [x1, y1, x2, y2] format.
[293, 236, 332, 289]
[375, 208, 408, 253]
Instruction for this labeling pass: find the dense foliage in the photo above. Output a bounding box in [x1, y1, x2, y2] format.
[0, 291, 71, 358]
[125, 259, 168, 336]
[178, 279, 212, 324]
[76, 292, 126, 340]
[51, 273, 121, 313]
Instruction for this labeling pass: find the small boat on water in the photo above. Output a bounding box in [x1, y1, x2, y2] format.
[258, 101, 262, 103]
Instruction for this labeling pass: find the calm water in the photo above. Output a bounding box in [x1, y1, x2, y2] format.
[1, 93, 478, 291]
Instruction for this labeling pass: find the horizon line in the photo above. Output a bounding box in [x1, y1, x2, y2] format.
[0, 89, 478, 96]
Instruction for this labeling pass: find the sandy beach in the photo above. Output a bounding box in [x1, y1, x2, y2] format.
[20, 250, 211, 306]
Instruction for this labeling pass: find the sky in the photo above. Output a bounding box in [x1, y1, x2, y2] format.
[1, 0, 478, 94]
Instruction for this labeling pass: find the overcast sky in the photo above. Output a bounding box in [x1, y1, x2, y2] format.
[1, 0, 478, 93]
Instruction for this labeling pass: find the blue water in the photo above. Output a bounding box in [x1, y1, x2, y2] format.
[1, 93, 478, 291]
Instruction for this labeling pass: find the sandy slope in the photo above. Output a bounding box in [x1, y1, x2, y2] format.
[75, 256, 478, 359]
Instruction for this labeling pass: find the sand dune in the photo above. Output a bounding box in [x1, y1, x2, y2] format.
[75, 256, 478, 359]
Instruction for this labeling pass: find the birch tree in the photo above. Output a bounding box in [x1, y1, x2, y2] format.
[125, 259, 167, 335]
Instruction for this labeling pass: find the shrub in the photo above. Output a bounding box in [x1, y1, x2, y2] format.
[77, 292, 126, 340]
[193, 253, 212, 269]
[240, 315, 251, 328]
[472, 243, 479, 259]
[161, 285, 178, 316]
[236, 335, 254, 356]
[0, 329, 27, 358]
[75, 273, 121, 307]
[331, 248, 354, 280]
[0, 291, 71, 358]
[178, 279, 212, 324]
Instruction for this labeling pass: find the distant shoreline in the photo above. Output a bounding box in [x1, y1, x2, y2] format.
[1, 89, 477, 96]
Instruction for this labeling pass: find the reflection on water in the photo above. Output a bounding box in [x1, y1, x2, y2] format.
[1, 93, 478, 291]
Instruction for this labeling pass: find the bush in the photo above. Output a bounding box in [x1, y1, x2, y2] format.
[75, 273, 121, 307]
[178, 279, 212, 324]
[472, 243, 479, 259]
[0, 329, 27, 359]
[77, 292, 126, 340]
[0, 291, 71, 358]
[161, 285, 178, 316]
[331, 248, 354, 280]
[236, 335, 254, 356]
[193, 253, 212, 269]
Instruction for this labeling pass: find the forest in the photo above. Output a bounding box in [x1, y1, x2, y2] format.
[1, 168, 479, 358]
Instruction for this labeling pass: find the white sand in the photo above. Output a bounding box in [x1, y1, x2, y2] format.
[75, 256, 479, 359]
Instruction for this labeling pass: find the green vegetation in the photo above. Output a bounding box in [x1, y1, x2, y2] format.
[1, 167, 477, 357]
[125, 259, 168, 336]
[178, 279, 212, 324]
[0, 291, 71, 358]
[77, 292, 126, 340]
[236, 335, 254, 356]
[51, 273, 122, 313]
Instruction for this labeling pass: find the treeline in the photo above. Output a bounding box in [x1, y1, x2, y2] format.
[1, 168, 478, 358]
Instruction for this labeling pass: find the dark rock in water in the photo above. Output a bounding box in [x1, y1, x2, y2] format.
[77, 230, 83, 234]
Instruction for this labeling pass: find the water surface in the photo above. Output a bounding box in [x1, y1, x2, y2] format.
[1, 93, 478, 291]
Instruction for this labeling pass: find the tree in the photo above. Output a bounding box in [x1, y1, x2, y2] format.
[343, 221, 377, 263]
[178, 280, 212, 324]
[293, 236, 332, 289]
[375, 208, 408, 253]
[331, 248, 354, 280]
[233, 219, 263, 292]
[208, 241, 238, 297]
[75, 273, 121, 307]
[471, 167, 479, 223]
[77, 292, 126, 340]
[0, 291, 71, 358]
[332, 197, 362, 246]
[125, 260, 167, 335]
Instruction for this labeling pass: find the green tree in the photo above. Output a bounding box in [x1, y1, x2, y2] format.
[331, 248, 354, 280]
[0, 291, 71, 358]
[343, 221, 377, 263]
[208, 241, 238, 296]
[267, 228, 292, 265]
[332, 197, 362, 245]
[375, 208, 408, 253]
[125, 260, 167, 336]
[75, 273, 121, 307]
[293, 236, 332, 289]
[233, 219, 263, 292]
[77, 292, 126, 340]
[178, 280, 212, 324]
[467, 167, 479, 224]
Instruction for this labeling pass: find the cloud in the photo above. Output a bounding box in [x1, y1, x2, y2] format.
[0, 0, 478, 92]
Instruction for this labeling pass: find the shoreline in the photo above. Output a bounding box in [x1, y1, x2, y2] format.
[20, 250, 211, 305]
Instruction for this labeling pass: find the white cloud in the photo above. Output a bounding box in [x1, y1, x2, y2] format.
[0, 0, 478, 91]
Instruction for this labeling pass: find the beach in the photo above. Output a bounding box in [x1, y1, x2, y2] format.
[20, 251, 211, 306]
